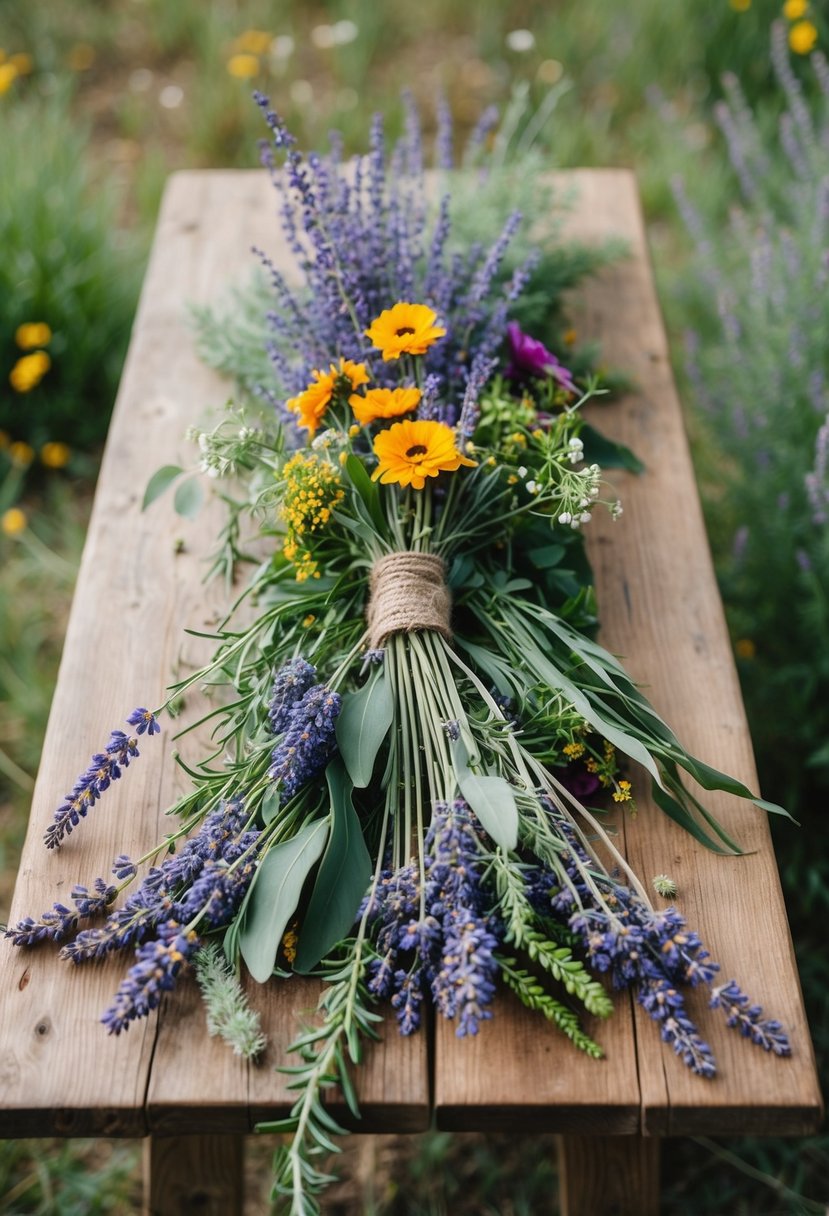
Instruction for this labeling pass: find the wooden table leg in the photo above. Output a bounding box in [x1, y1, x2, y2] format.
[558, 1134, 660, 1216]
[142, 1134, 244, 1216]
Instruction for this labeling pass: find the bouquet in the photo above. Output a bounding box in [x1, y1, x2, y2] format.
[7, 95, 792, 1214]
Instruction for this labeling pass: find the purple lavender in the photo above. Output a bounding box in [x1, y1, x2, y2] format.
[268, 657, 317, 734]
[44, 709, 159, 850]
[268, 683, 341, 802]
[101, 921, 200, 1035]
[710, 980, 791, 1056]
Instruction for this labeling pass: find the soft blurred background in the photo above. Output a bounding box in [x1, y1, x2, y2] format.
[2, 0, 829, 1211]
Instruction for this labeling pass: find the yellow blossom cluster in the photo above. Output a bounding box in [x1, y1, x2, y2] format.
[9, 321, 52, 393]
[280, 452, 345, 580]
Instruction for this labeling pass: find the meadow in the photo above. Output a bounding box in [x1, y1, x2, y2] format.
[2, 0, 828, 1211]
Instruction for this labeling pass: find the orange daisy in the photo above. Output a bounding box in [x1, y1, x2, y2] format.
[286, 358, 369, 434]
[365, 302, 446, 361]
[371, 419, 476, 490]
[349, 385, 421, 426]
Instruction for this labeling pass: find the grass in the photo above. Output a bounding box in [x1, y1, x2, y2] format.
[1, 0, 829, 1212]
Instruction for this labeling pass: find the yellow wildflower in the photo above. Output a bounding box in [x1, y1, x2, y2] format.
[280, 452, 344, 579]
[365, 302, 446, 361]
[302, 614, 316, 628]
[783, 0, 809, 18]
[10, 351, 50, 393]
[282, 924, 299, 965]
[226, 52, 260, 79]
[563, 741, 585, 759]
[1, 507, 27, 536]
[612, 779, 633, 803]
[371, 419, 476, 490]
[40, 441, 71, 469]
[0, 63, 18, 94]
[9, 441, 34, 467]
[233, 30, 272, 55]
[563, 328, 577, 347]
[789, 19, 818, 52]
[15, 321, 52, 349]
[729, 0, 751, 9]
[735, 638, 756, 660]
[350, 385, 421, 425]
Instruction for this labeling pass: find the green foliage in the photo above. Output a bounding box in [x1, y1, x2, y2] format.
[0, 86, 142, 453]
[0, 1139, 139, 1215]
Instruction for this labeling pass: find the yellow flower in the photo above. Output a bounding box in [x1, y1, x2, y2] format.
[783, 0, 809, 18]
[287, 358, 369, 434]
[729, 0, 751, 9]
[40, 441, 71, 469]
[2, 507, 27, 536]
[0, 63, 18, 94]
[226, 52, 260, 79]
[10, 52, 33, 75]
[365, 302, 446, 361]
[9, 441, 34, 467]
[350, 385, 421, 425]
[789, 19, 818, 52]
[735, 637, 756, 660]
[233, 30, 272, 55]
[612, 779, 633, 803]
[10, 351, 50, 392]
[371, 419, 476, 490]
[15, 321, 52, 349]
[563, 741, 585, 759]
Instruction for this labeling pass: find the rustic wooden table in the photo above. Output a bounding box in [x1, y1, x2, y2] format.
[0, 169, 822, 1216]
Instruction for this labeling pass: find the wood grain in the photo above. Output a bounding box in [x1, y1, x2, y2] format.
[434, 168, 823, 1136]
[558, 1134, 660, 1216]
[0, 170, 821, 1146]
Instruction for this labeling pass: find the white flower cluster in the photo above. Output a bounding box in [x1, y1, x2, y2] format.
[187, 420, 262, 480]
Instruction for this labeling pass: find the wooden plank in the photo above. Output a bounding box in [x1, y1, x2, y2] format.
[435, 168, 823, 1135]
[0, 170, 429, 1137]
[142, 1134, 244, 1216]
[558, 1134, 660, 1216]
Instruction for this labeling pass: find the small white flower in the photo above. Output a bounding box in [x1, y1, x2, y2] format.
[270, 34, 295, 60]
[579, 511, 592, 524]
[558, 511, 572, 525]
[526, 480, 538, 494]
[506, 29, 536, 52]
[517, 465, 527, 478]
[331, 19, 358, 44]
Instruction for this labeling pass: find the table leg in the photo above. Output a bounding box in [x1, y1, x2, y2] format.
[558, 1134, 660, 1216]
[142, 1134, 244, 1216]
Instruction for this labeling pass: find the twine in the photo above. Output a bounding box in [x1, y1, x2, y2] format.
[367, 552, 452, 648]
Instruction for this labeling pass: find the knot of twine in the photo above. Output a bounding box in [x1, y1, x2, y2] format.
[367, 552, 452, 649]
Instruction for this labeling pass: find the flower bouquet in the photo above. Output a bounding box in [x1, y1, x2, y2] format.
[8, 96, 793, 1214]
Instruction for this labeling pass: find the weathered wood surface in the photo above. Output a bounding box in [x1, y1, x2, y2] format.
[0, 170, 822, 1143]
[435, 169, 823, 1136]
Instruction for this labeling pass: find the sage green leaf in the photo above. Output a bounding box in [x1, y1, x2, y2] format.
[335, 670, 394, 788]
[294, 759, 372, 973]
[173, 476, 204, 519]
[580, 422, 645, 473]
[239, 819, 328, 982]
[260, 785, 282, 825]
[451, 737, 518, 850]
[344, 454, 386, 533]
[142, 464, 183, 511]
[650, 783, 739, 855]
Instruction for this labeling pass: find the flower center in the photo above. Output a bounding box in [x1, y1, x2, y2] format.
[405, 444, 428, 460]
[395, 326, 416, 336]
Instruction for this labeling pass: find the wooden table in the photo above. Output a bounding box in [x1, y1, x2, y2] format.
[0, 170, 822, 1215]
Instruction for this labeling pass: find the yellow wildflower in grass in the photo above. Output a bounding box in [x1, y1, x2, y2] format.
[563, 741, 585, 759]
[1, 507, 27, 537]
[15, 321, 52, 349]
[349, 385, 421, 426]
[735, 637, 757, 660]
[730, 0, 751, 10]
[783, 0, 809, 19]
[365, 302, 447, 361]
[612, 779, 633, 803]
[40, 441, 71, 469]
[9, 441, 34, 467]
[789, 19, 818, 52]
[371, 419, 476, 490]
[226, 52, 260, 79]
[10, 52, 33, 75]
[287, 358, 369, 435]
[10, 350, 51, 392]
[280, 452, 345, 580]
[0, 63, 18, 94]
[233, 30, 273, 55]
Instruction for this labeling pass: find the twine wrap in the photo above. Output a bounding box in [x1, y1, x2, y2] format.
[367, 552, 452, 648]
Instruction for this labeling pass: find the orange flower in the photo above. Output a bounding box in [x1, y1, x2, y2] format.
[365, 302, 446, 361]
[350, 385, 421, 425]
[286, 358, 369, 434]
[371, 419, 476, 490]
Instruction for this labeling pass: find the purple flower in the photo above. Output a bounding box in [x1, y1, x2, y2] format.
[101, 921, 200, 1035]
[504, 321, 576, 393]
[268, 657, 317, 734]
[268, 683, 341, 802]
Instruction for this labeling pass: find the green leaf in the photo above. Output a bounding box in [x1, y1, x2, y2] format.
[173, 476, 204, 519]
[344, 454, 386, 533]
[260, 785, 282, 825]
[335, 670, 394, 788]
[451, 738, 518, 850]
[142, 464, 183, 511]
[580, 422, 644, 473]
[239, 819, 329, 983]
[294, 759, 372, 973]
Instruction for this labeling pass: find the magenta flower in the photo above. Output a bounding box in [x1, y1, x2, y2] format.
[504, 321, 576, 393]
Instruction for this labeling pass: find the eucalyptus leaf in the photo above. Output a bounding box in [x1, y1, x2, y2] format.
[335, 670, 394, 788]
[451, 737, 518, 850]
[294, 759, 372, 973]
[173, 476, 205, 519]
[239, 819, 329, 982]
[142, 464, 183, 511]
[260, 784, 282, 825]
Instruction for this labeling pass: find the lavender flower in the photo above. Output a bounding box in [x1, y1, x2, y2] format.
[268, 657, 317, 734]
[268, 683, 341, 802]
[504, 321, 576, 392]
[44, 709, 159, 850]
[710, 980, 792, 1056]
[101, 921, 200, 1035]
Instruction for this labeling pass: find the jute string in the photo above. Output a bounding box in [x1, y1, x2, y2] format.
[367, 552, 452, 648]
